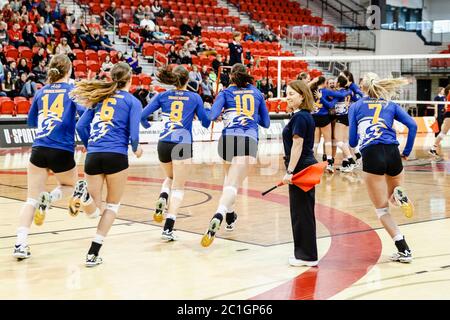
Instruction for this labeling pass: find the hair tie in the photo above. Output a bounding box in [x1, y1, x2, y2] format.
[49, 68, 60, 75]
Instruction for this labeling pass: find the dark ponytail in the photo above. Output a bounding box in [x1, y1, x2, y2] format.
[336, 75, 349, 89]
[230, 63, 253, 88]
[157, 65, 189, 89]
[310, 76, 326, 94]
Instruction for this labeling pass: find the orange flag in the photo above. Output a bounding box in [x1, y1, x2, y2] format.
[261, 161, 327, 196]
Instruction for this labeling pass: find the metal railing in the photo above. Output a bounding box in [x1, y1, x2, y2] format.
[152, 51, 168, 75]
[103, 11, 116, 44]
[305, 0, 366, 27]
[125, 30, 141, 55]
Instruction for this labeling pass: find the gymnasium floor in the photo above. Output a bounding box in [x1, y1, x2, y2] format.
[0, 133, 449, 300]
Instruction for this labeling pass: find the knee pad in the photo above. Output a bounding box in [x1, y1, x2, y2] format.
[325, 142, 332, 147]
[223, 186, 238, 196]
[171, 189, 184, 200]
[438, 132, 446, 139]
[26, 198, 38, 209]
[375, 207, 389, 219]
[336, 141, 345, 150]
[106, 203, 120, 214]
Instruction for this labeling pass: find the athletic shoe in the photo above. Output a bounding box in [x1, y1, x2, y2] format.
[326, 164, 334, 173]
[85, 254, 103, 267]
[201, 214, 223, 247]
[154, 196, 167, 223]
[34, 192, 51, 226]
[69, 180, 87, 217]
[161, 229, 178, 241]
[13, 244, 31, 260]
[339, 164, 354, 173]
[355, 158, 362, 168]
[288, 256, 318, 267]
[392, 186, 414, 218]
[225, 212, 237, 231]
[390, 250, 412, 263]
[428, 149, 439, 157]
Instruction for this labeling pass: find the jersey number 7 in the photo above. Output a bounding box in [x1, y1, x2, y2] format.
[368, 103, 382, 124]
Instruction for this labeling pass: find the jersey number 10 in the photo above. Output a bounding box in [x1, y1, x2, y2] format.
[235, 94, 255, 118]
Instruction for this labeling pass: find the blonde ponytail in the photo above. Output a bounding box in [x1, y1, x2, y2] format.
[70, 63, 131, 108]
[362, 72, 408, 101]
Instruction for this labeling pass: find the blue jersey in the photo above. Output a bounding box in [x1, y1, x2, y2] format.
[311, 88, 337, 116]
[209, 84, 270, 141]
[349, 97, 417, 156]
[324, 88, 352, 116]
[349, 83, 363, 102]
[28, 82, 85, 153]
[141, 90, 211, 144]
[76, 90, 141, 155]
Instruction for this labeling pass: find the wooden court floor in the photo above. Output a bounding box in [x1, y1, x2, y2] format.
[0, 133, 449, 300]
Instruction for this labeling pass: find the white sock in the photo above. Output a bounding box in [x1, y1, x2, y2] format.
[93, 234, 105, 245]
[393, 234, 404, 242]
[50, 187, 62, 203]
[216, 204, 228, 218]
[166, 214, 176, 221]
[16, 227, 29, 246]
[161, 177, 173, 195]
[327, 155, 332, 160]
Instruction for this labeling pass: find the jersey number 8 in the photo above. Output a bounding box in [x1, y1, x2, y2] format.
[170, 101, 184, 122]
[235, 94, 255, 118]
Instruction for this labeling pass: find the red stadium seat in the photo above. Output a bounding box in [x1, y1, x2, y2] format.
[139, 73, 152, 85]
[73, 60, 87, 73]
[86, 60, 100, 73]
[0, 100, 16, 115]
[16, 100, 31, 115]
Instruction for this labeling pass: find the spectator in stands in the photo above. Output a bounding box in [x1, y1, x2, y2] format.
[179, 18, 192, 38]
[192, 20, 202, 37]
[8, 23, 23, 48]
[20, 5, 28, 17]
[200, 74, 213, 103]
[116, 51, 125, 62]
[24, 0, 33, 11]
[147, 85, 157, 101]
[46, 37, 57, 56]
[297, 71, 310, 83]
[105, 2, 119, 26]
[151, 0, 163, 17]
[140, 13, 156, 31]
[85, 28, 101, 51]
[143, 5, 156, 21]
[65, 26, 82, 50]
[0, 22, 8, 44]
[212, 54, 223, 75]
[126, 49, 142, 74]
[14, 71, 26, 96]
[260, 24, 277, 42]
[19, 72, 37, 98]
[100, 54, 113, 75]
[134, 4, 145, 25]
[10, 0, 21, 12]
[434, 87, 446, 137]
[167, 45, 179, 64]
[152, 25, 173, 44]
[281, 79, 287, 97]
[33, 59, 47, 84]
[2, 3, 13, 22]
[29, 6, 40, 23]
[258, 78, 270, 98]
[200, 65, 209, 80]
[7, 60, 18, 80]
[22, 23, 37, 47]
[140, 24, 154, 43]
[1, 70, 15, 97]
[189, 65, 202, 86]
[245, 25, 258, 42]
[37, 0, 48, 16]
[99, 29, 114, 52]
[56, 37, 74, 59]
[184, 36, 198, 55]
[178, 46, 192, 65]
[36, 16, 54, 38]
[228, 32, 243, 66]
[32, 47, 46, 69]
[18, 58, 29, 74]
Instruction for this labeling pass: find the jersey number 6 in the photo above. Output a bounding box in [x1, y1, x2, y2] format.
[100, 98, 116, 121]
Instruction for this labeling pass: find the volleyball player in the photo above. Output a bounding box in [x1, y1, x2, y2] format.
[429, 84, 450, 156]
[69, 63, 143, 267]
[349, 73, 417, 263]
[13, 54, 85, 260]
[141, 66, 211, 241]
[330, 75, 356, 172]
[201, 63, 270, 247]
[310, 76, 336, 172]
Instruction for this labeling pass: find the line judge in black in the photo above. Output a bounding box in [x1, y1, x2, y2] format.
[282, 80, 319, 267]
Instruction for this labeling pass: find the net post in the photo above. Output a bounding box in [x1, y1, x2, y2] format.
[277, 58, 282, 98]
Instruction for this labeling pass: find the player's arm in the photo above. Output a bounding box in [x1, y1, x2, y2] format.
[348, 104, 358, 148]
[75, 108, 95, 148]
[195, 95, 212, 129]
[27, 93, 40, 128]
[209, 91, 225, 121]
[350, 83, 363, 99]
[75, 103, 86, 117]
[320, 96, 337, 109]
[257, 93, 270, 128]
[141, 94, 160, 128]
[394, 103, 417, 157]
[129, 98, 142, 155]
[322, 88, 351, 99]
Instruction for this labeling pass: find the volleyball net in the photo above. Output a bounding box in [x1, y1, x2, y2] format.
[262, 53, 450, 118]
